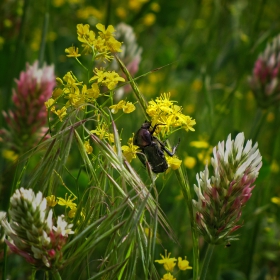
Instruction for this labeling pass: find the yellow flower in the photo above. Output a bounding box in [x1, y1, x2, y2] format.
[54, 106, 67, 121]
[177, 256, 192, 270]
[190, 140, 209, 149]
[77, 6, 103, 20]
[191, 79, 202, 92]
[271, 197, 280, 206]
[45, 98, 55, 110]
[161, 273, 176, 280]
[84, 140, 93, 154]
[166, 156, 182, 170]
[109, 100, 126, 114]
[116, 7, 127, 19]
[46, 195, 57, 207]
[52, 88, 63, 99]
[151, 2, 160, 12]
[128, 0, 145, 11]
[155, 250, 177, 272]
[96, 23, 115, 40]
[87, 83, 100, 100]
[105, 36, 123, 53]
[122, 136, 138, 162]
[96, 23, 122, 53]
[122, 101, 135, 113]
[90, 123, 114, 143]
[105, 72, 125, 90]
[65, 46, 81, 57]
[63, 72, 82, 88]
[109, 100, 135, 114]
[52, 0, 65, 7]
[2, 150, 18, 162]
[143, 13, 156, 26]
[57, 194, 77, 209]
[77, 23, 94, 43]
[68, 207, 77, 218]
[183, 156, 196, 169]
[270, 160, 279, 173]
[91, 68, 125, 90]
[146, 92, 196, 136]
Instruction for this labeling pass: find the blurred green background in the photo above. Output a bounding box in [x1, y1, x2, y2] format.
[1, 0, 280, 279]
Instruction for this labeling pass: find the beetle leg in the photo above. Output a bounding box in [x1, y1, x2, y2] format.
[154, 137, 180, 156]
[150, 123, 165, 135]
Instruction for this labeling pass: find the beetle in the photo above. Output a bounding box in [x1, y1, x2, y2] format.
[133, 122, 179, 173]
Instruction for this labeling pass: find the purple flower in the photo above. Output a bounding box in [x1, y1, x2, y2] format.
[193, 133, 262, 245]
[0, 61, 55, 155]
[249, 34, 280, 107]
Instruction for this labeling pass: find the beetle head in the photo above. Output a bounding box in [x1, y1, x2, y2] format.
[141, 122, 151, 130]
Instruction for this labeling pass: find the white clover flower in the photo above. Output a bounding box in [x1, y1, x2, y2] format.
[193, 133, 262, 245]
[1, 188, 74, 269]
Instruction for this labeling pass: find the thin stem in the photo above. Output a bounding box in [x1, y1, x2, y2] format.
[175, 168, 199, 280]
[249, 107, 267, 143]
[2, 240, 7, 280]
[7, 0, 30, 108]
[115, 56, 149, 120]
[31, 268, 36, 280]
[200, 244, 215, 280]
[38, 0, 50, 67]
[52, 270, 62, 280]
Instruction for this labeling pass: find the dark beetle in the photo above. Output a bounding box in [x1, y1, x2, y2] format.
[133, 122, 179, 173]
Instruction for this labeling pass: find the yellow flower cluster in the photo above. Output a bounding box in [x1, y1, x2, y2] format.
[77, 23, 122, 59]
[46, 194, 78, 218]
[155, 250, 192, 280]
[146, 93, 196, 137]
[45, 71, 100, 121]
[45, 23, 125, 122]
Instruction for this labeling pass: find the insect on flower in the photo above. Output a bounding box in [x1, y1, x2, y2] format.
[133, 122, 179, 173]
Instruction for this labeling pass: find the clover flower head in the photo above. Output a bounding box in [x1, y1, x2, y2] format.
[193, 132, 262, 245]
[1, 188, 74, 269]
[249, 34, 280, 107]
[0, 61, 55, 154]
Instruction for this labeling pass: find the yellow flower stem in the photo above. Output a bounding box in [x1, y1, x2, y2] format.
[199, 244, 215, 280]
[115, 55, 150, 120]
[249, 108, 267, 143]
[75, 57, 88, 73]
[53, 170, 77, 199]
[175, 168, 199, 280]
